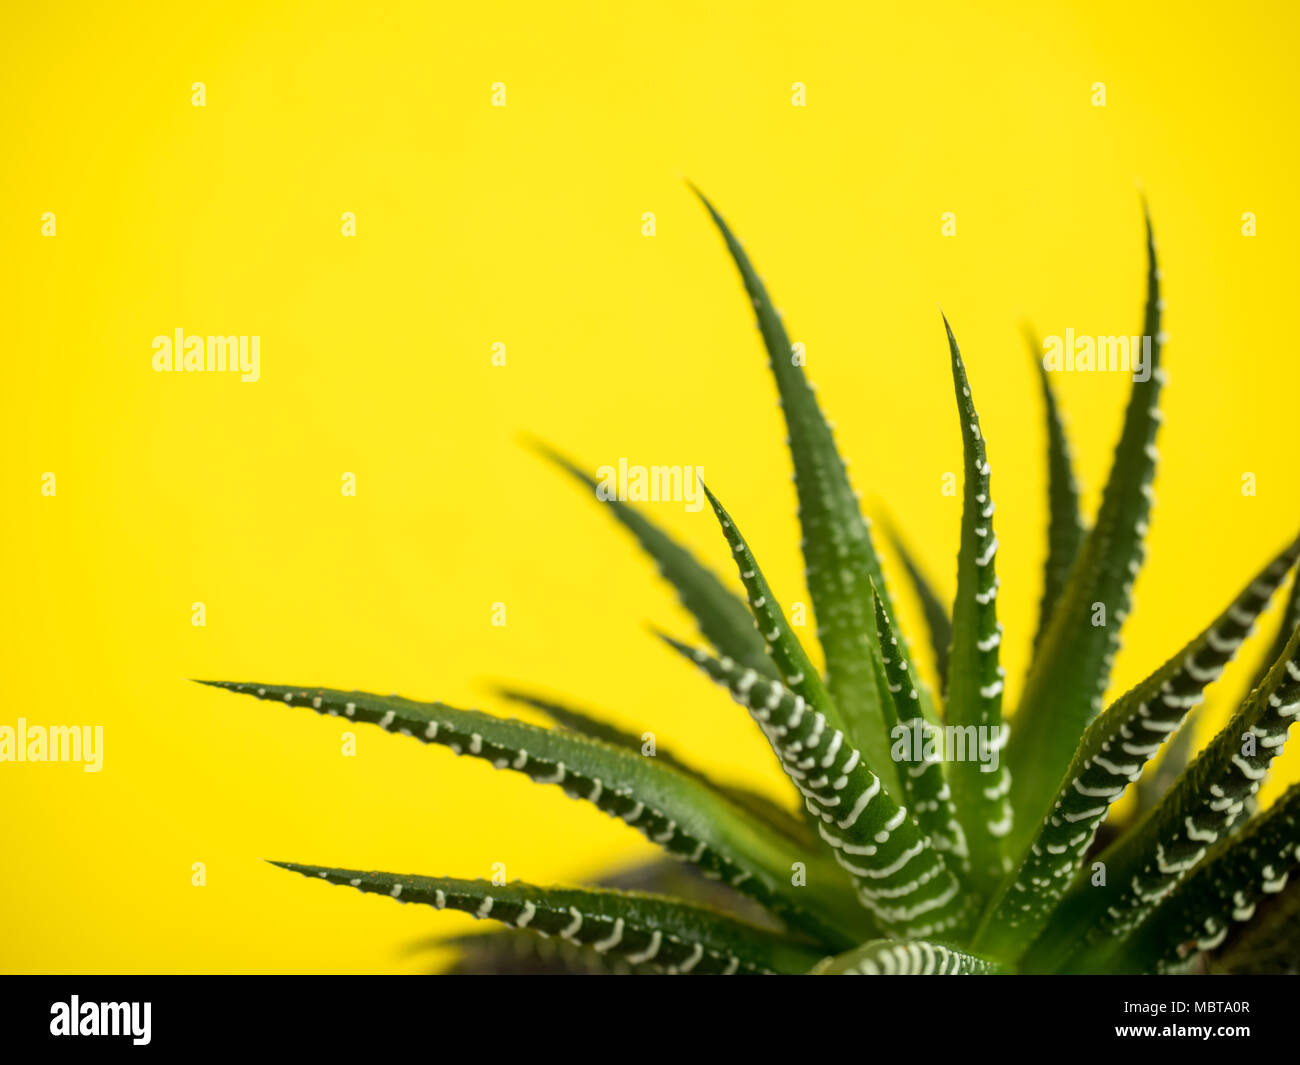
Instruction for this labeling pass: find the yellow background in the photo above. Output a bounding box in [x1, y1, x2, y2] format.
[3, 0, 1297, 972]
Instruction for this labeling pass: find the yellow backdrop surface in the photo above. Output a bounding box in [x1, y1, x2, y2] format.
[3, 0, 1298, 972]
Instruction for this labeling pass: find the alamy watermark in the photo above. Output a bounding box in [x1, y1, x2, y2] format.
[0, 720, 103, 772]
[595, 460, 705, 512]
[50, 997, 150, 1045]
[152, 329, 260, 382]
[1042, 330, 1152, 382]
[891, 720, 1006, 773]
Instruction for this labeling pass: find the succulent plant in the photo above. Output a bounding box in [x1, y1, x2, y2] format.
[201, 191, 1300, 974]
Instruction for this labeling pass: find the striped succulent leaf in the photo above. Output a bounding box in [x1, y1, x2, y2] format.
[496, 688, 699, 769]
[871, 590, 968, 873]
[1134, 563, 1300, 821]
[1241, 564, 1300, 699]
[700, 483, 869, 775]
[1119, 782, 1300, 973]
[532, 440, 776, 677]
[426, 856, 796, 973]
[977, 536, 1300, 961]
[812, 938, 1004, 975]
[1007, 208, 1165, 852]
[428, 857, 798, 973]
[223, 194, 1300, 978]
[941, 316, 1011, 892]
[496, 687, 816, 847]
[663, 638, 973, 939]
[1130, 705, 1204, 823]
[201, 681, 869, 947]
[1206, 872, 1300, 974]
[440, 928, 649, 975]
[881, 518, 953, 691]
[1033, 617, 1300, 973]
[693, 187, 938, 765]
[1025, 327, 1085, 656]
[274, 863, 826, 975]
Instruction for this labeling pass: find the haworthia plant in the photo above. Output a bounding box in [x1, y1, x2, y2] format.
[941, 316, 1011, 894]
[1207, 875, 1300, 974]
[1006, 207, 1165, 855]
[530, 439, 776, 679]
[872, 590, 969, 875]
[1028, 619, 1300, 974]
[203, 193, 1300, 973]
[881, 517, 953, 693]
[428, 858, 791, 975]
[689, 187, 939, 779]
[1025, 327, 1085, 657]
[199, 680, 870, 948]
[1116, 781, 1300, 973]
[976, 535, 1300, 962]
[812, 938, 1004, 975]
[274, 864, 825, 974]
[495, 687, 817, 847]
[660, 635, 973, 939]
[700, 483, 853, 750]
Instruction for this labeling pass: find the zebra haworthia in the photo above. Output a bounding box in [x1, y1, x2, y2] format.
[496, 687, 817, 848]
[210, 196, 1300, 976]
[1121, 782, 1300, 973]
[273, 863, 826, 975]
[663, 638, 973, 939]
[1025, 327, 1085, 657]
[872, 590, 968, 875]
[1036, 615, 1300, 972]
[693, 187, 938, 783]
[200, 681, 869, 948]
[881, 518, 954, 692]
[813, 938, 1004, 975]
[978, 535, 1300, 960]
[701, 483, 853, 750]
[941, 315, 1011, 893]
[532, 440, 776, 679]
[1007, 209, 1165, 854]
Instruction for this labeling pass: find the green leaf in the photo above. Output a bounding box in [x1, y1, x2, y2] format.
[200, 680, 869, 947]
[1129, 704, 1203, 823]
[530, 439, 776, 677]
[1119, 782, 1300, 973]
[871, 590, 968, 875]
[496, 687, 815, 847]
[693, 187, 937, 768]
[1207, 874, 1300, 974]
[881, 517, 952, 692]
[441, 928, 646, 974]
[1006, 207, 1165, 854]
[1240, 566, 1300, 701]
[1165, 571, 1300, 830]
[1028, 611, 1300, 973]
[497, 688, 689, 763]
[1025, 326, 1085, 655]
[699, 483, 874, 774]
[940, 316, 1011, 893]
[812, 938, 1004, 975]
[662, 638, 974, 939]
[273, 863, 826, 974]
[429, 857, 793, 972]
[977, 535, 1300, 962]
